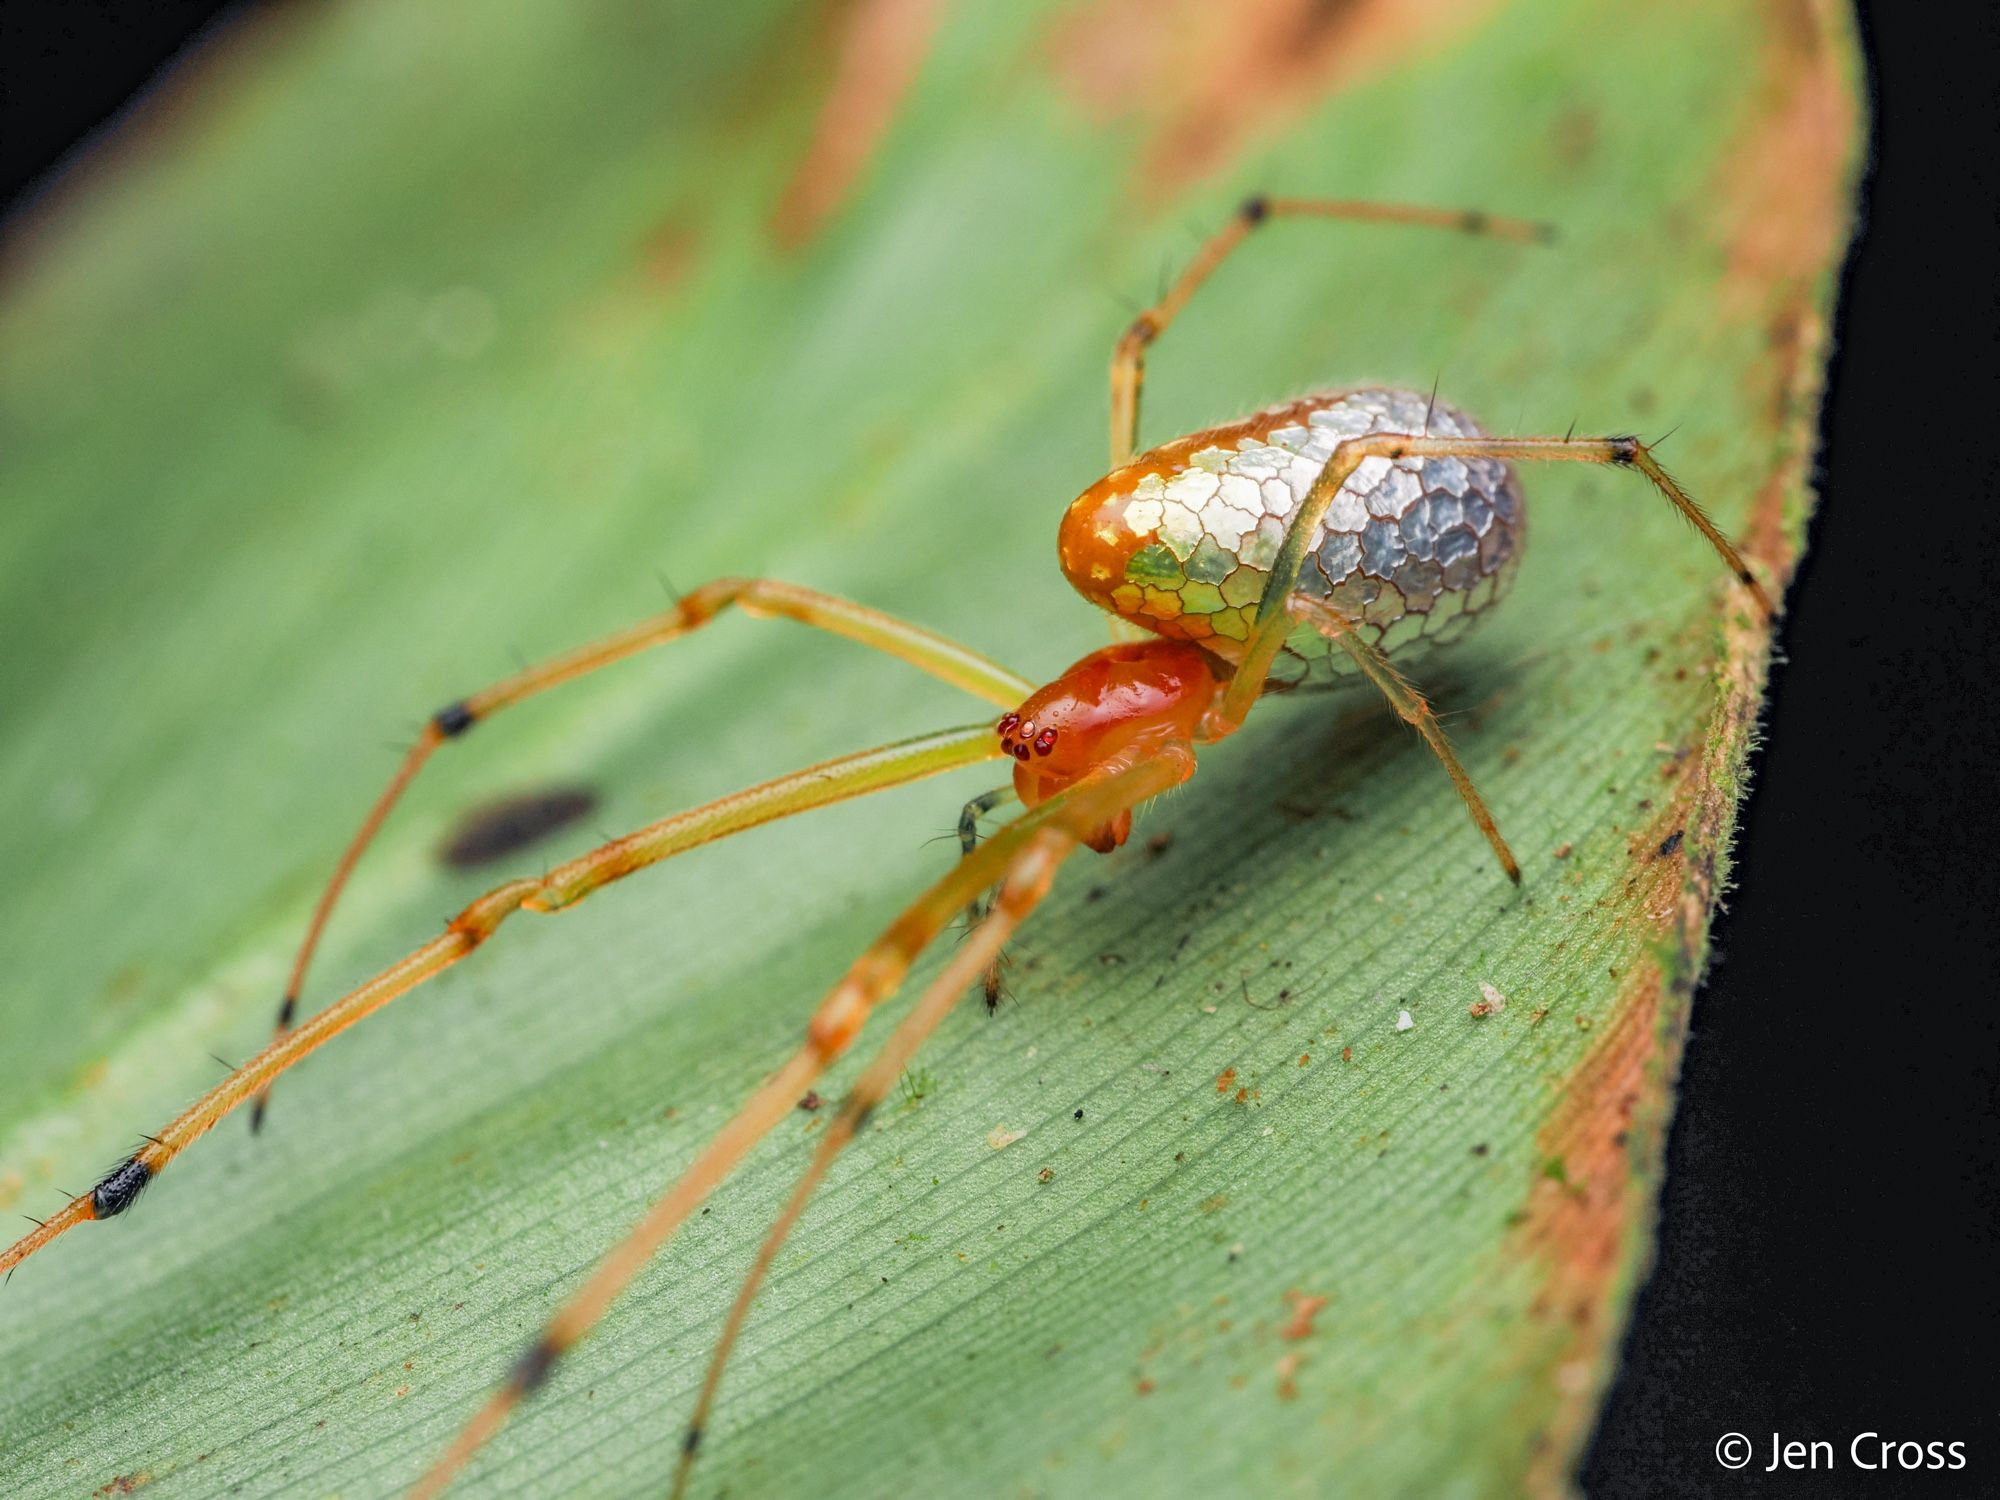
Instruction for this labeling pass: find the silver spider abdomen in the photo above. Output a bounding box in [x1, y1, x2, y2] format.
[1059, 387, 1525, 673]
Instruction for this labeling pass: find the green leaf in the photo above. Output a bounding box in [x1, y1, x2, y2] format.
[0, 2, 1861, 1495]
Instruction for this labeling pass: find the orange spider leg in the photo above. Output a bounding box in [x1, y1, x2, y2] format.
[1109, 194, 1554, 466]
[250, 577, 1035, 1130]
[0, 723, 1007, 1281]
[1217, 430, 1774, 733]
[668, 825, 1070, 1500]
[1290, 594, 1521, 882]
[411, 751, 1194, 1500]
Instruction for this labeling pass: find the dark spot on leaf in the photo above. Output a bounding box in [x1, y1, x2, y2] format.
[439, 788, 598, 869]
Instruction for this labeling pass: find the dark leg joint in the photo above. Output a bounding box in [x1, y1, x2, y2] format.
[1460, 209, 1489, 234]
[1609, 436, 1640, 466]
[511, 1336, 560, 1395]
[91, 1155, 154, 1219]
[849, 1100, 877, 1134]
[1240, 193, 1270, 224]
[683, 1425, 703, 1456]
[276, 993, 298, 1028]
[433, 701, 477, 738]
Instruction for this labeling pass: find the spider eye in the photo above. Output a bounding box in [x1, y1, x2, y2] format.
[1034, 728, 1058, 756]
[996, 712, 1019, 737]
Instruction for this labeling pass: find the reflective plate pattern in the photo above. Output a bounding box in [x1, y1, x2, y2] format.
[1058, 387, 1525, 675]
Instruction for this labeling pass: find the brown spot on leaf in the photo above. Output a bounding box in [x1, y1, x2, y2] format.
[1274, 1350, 1302, 1400]
[1279, 1289, 1327, 1340]
[771, 0, 945, 249]
[1047, 0, 1501, 200]
[94, 1477, 151, 1499]
[640, 217, 702, 290]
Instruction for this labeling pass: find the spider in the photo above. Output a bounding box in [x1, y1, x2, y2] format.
[0, 194, 1770, 1496]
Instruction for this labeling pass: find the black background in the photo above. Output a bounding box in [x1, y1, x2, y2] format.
[4, 4, 1996, 1495]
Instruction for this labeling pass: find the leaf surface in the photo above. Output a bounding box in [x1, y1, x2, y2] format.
[0, 2, 1860, 1495]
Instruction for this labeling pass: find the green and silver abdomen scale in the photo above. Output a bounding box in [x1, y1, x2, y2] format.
[1059, 386, 1525, 672]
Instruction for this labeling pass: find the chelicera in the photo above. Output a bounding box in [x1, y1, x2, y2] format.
[0, 195, 1770, 1497]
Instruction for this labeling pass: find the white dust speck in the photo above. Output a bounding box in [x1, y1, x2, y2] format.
[1395, 1009, 1415, 1032]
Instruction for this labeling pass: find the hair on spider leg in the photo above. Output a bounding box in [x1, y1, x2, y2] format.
[981, 945, 1018, 1016]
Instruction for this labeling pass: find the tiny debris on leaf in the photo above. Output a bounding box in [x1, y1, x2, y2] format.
[1395, 1009, 1415, 1032]
[1470, 982, 1508, 1018]
[986, 1125, 1025, 1151]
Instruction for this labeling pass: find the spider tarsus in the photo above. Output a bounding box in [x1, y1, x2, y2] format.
[433, 701, 477, 738]
[90, 1155, 154, 1220]
[276, 992, 298, 1028]
[248, 1098, 268, 1134]
[849, 1100, 877, 1134]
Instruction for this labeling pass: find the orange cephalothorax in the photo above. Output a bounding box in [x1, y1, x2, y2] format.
[997, 639, 1218, 850]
